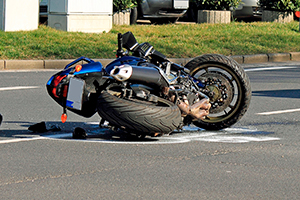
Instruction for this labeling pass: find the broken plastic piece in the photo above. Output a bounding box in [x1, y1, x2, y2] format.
[73, 127, 87, 139]
[28, 122, 47, 133]
[49, 125, 61, 132]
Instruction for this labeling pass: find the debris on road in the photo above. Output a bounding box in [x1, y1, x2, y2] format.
[28, 122, 61, 133]
[73, 127, 87, 139]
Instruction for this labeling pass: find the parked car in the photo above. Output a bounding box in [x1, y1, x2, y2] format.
[234, 0, 262, 18]
[41, 0, 189, 24]
[184, 0, 261, 22]
[130, 0, 189, 24]
[39, 0, 48, 24]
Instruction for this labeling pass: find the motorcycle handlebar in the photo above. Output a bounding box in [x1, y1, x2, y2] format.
[116, 33, 125, 57]
[118, 33, 123, 51]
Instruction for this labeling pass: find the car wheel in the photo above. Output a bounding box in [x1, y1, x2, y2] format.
[150, 18, 178, 24]
[130, 7, 138, 24]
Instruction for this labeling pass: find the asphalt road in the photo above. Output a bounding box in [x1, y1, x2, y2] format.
[0, 62, 299, 199]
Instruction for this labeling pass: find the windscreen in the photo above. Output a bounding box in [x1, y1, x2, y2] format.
[122, 32, 139, 51]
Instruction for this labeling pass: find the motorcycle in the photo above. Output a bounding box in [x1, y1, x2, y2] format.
[46, 32, 251, 137]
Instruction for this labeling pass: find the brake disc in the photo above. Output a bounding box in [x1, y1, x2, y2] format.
[201, 72, 233, 114]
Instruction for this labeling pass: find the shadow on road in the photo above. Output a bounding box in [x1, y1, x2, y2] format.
[0, 120, 278, 144]
[252, 89, 300, 99]
[0, 121, 159, 142]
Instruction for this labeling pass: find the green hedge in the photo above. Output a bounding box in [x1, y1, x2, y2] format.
[192, 0, 241, 10]
[259, 0, 300, 12]
[113, 0, 141, 12]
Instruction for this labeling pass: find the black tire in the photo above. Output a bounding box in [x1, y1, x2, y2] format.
[184, 54, 251, 130]
[97, 91, 182, 136]
[130, 7, 138, 25]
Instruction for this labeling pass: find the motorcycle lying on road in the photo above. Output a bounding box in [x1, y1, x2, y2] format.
[46, 32, 251, 138]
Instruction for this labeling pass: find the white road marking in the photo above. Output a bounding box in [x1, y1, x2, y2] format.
[0, 126, 280, 144]
[42, 127, 280, 144]
[245, 66, 298, 72]
[43, 133, 192, 145]
[257, 108, 300, 115]
[0, 137, 44, 144]
[246, 66, 300, 116]
[0, 69, 59, 73]
[0, 86, 40, 91]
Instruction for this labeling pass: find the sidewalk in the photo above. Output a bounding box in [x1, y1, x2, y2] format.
[1, 52, 300, 70]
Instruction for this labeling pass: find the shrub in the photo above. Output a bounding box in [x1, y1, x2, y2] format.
[192, 0, 241, 10]
[113, 0, 141, 12]
[259, 0, 300, 12]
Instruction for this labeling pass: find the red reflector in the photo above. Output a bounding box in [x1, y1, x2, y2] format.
[295, 11, 300, 18]
[52, 75, 67, 98]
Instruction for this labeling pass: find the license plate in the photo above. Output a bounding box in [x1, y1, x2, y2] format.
[66, 78, 85, 110]
[174, 0, 189, 9]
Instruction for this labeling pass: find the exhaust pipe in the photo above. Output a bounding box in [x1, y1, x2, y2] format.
[110, 64, 169, 88]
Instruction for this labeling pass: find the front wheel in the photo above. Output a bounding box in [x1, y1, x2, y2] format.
[184, 54, 251, 130]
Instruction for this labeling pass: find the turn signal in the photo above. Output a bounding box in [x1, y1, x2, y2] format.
[61, 113, 67, 123]
[75, 65, 82, 72]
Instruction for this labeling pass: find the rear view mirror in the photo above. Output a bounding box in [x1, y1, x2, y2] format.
[122, 32, 139, 51]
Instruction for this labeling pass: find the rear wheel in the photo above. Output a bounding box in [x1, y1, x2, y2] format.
[97, 90, 182, 136]
[184, 54, 251, 130]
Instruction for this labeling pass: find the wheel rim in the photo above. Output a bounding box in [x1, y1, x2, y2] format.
[190, 63, 243, 123]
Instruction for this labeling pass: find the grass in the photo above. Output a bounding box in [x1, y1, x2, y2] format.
[1, 21, 300, 59]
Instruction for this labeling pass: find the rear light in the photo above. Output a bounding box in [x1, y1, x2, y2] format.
[51, 75, 67, 98]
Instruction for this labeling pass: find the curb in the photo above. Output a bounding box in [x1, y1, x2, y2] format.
[1, 52, 300, 70]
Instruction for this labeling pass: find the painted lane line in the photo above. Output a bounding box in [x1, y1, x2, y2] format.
[257, 108, 300, 115]
[0, 86, 40, 91]
[43, 133, 191, 145]
[0, 137, 44, 144]
[42, 127, 280, 144]
[245, 66, 298, 72]
[0, 128, 280, 145]
[193, 135, 280, 143]
[0, 69, 59, 73]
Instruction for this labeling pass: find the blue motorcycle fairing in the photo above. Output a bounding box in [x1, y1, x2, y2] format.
[64, 56, 95, 69]
[105, 56, 145, 75]
[46, 58, 105, 118]
[74, 61, 103, 75]
[46, 61, 104, 86]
